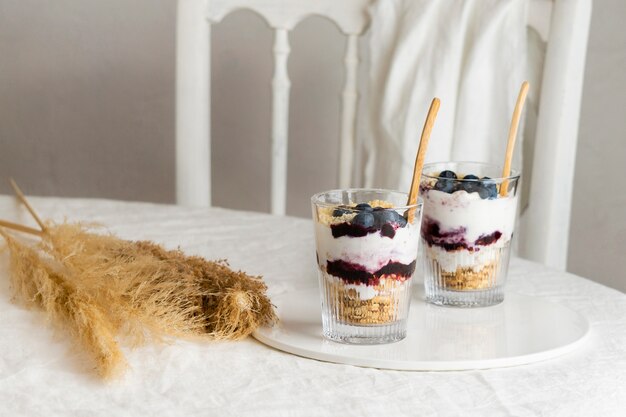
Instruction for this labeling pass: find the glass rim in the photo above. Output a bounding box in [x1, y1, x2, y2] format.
[422, 161, 521, 182]
[311, 188, 423, 210]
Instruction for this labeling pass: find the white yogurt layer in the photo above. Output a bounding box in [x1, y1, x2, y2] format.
[315, 220, 421, 274]
[424, 242, 511, 272]
[422, 189, 518, 244]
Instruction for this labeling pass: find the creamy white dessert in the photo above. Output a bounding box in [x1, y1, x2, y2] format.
[420, 170, 518, 291]
[314, 201, 420, 324]
[315, 220, 420, 276]
[422, 189, 517, 271]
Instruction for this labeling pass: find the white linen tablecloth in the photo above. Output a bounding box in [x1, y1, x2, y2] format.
[0, 196, 624, 417]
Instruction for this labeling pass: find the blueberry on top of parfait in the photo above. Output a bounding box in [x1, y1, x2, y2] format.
[374, 209, 407, 227]
[332, 207, 351, 217]
[434, 170, 458, 193]
[479, 177, 498, 199]
[355, 203, 374, 212]
[430, 171, 500, 200]
[458, 174, 499, 199]
[352, 212, 375, 228]
[394, 212, 408, 227]
[460, 174, 481, 193]
[439, 170, 457, 179]
[372, 209, 393, 227]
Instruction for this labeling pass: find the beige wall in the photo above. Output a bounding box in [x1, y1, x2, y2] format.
[0, 0, 176, 203]
[0, 1, 624, 292]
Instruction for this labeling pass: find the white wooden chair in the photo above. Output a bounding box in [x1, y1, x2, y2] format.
[175, 0, 592, 271]
[176, 0, 370, 214]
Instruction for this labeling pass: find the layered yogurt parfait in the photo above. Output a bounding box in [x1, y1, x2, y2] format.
[312, 189, 423, 344]
[420, 162, 520, 307]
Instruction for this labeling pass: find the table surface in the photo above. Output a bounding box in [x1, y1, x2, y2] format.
[0, 196, 624, 417]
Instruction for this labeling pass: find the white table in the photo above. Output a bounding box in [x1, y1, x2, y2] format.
[0, 196, 624, 416]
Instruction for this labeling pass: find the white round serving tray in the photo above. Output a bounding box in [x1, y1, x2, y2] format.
[253, 287, 590, 371]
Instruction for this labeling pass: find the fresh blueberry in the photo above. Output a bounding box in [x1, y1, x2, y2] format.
[433, 170, 460, 193]
[373, 210, 407, 228]
[459, 174, 480, 193]
[351, 212, 375, 228]
[394, 212, 408, 227]
[434, 178, 457, 193]
[355, 203, 373, 212]
[438, 170, 457, 179]
[460, 183, 478, 193]
[461, 182, 479, 194]
[479, 177, 498, 199]
[476, 187, 490, 199]
[332, 207, 350, 217]
[373, 210, 396, 227]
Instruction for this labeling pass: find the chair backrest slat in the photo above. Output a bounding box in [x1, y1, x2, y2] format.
[270, 28, 291, 215]
[519, 0, 592, 269]
[176, 0, 211, 207]
[339, 34, 360, 189]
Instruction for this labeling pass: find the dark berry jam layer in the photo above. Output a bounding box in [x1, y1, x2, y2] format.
[475, 231, 502, 246]
[421, 217, 502, 252]
[325, 259, 416, 286]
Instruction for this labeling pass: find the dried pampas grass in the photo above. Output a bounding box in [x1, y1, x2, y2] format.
[2, 231, 127, 378]
[0, 182, 277, 379]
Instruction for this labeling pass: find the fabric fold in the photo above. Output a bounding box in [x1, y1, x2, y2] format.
[364, 0, 528, 191]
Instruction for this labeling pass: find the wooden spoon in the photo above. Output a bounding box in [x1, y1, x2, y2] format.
[500, 81, 529, 196]
[406, 98, 440, 222]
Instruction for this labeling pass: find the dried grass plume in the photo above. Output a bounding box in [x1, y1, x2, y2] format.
[0, 185, 277, 379]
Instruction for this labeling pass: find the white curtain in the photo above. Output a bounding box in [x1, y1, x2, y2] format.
[363, 0, 528, 191]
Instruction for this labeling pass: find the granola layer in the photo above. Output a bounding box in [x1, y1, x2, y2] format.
[324, 275, 409, 325]
[440, 262, 498, 290]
